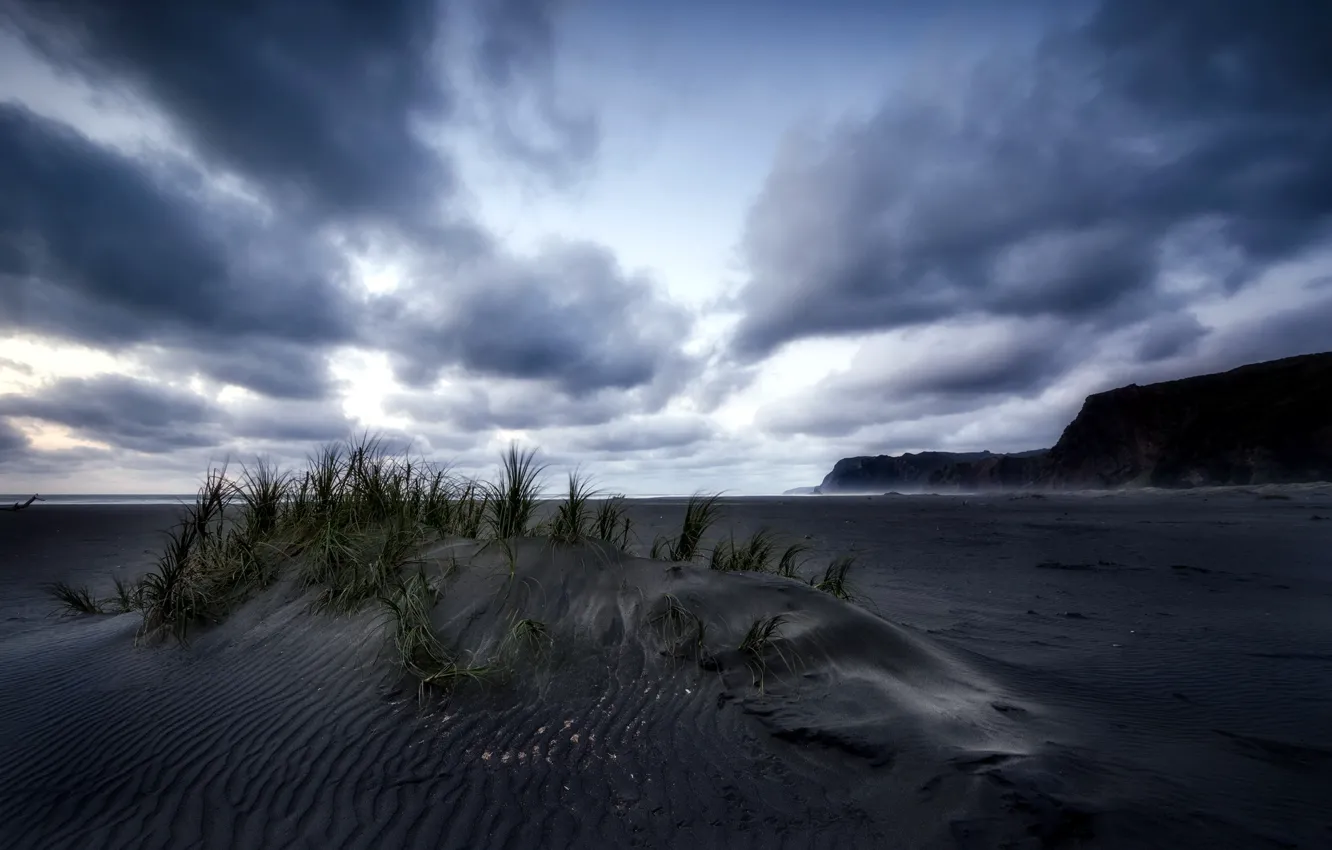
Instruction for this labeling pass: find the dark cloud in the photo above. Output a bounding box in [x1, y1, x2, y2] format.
[728, 0, 1332, 360]
[0, 375, 361, 454]
[0, 375, 220, 453]
[378, 242, 695, 396]
[1184, 292, 1332, 376]
[227, 400, 357, 445]
[470, 0, 599, 180]
[0, 100, 679, 405]
[0, 441, 116, 478]
[0, 105, 354, 345]
[389, 376, 658, 433]
[0, 1, 686, 412]
[0, 104, 356, 399]
[1086, 0, 1332, 118]
[0, 416, 28, 462]
[563, 416, 715, 455]
[729, 0, 1332, 451]
[3, 0, 601, 224]
[2, 0, 455, 229]
[880, 323, 1076, 398]
[141, 341, 339, 402]
[1132, 312, 1208, 362]
[474, 0, 556, 89]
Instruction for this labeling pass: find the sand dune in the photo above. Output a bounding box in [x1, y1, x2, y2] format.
[2, 491, 1331, 848]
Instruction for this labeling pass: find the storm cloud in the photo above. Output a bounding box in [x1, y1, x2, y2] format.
[0, 103, 357, 361]
[562, 415, 716, 455]
[0, 375, 222, 453]
[2, 0, 456, 229]
[729, 0, 1332, 361]
[378, 242, 696, 396]
[0, 0, 691, 416]
[1, 0, 1328, 494]
[0, 374, 360, 458]
[470, 0, 599, 179]
[0, 416, 28, 462]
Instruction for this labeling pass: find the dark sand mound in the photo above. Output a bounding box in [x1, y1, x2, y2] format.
[4, 496, 1331, 848]
[424, 537, 1034, 766]
[0, 537, 1034, 848]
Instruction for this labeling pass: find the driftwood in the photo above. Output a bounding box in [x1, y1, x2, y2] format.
[3, 494, 43, 512]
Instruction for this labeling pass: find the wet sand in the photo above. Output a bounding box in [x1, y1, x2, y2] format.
[2, 488, 1330, 848]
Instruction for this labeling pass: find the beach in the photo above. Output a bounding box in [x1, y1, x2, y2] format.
[2, 488, 1331, 849]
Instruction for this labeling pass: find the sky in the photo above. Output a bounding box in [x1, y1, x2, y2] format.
[1, 0, 1329, 495]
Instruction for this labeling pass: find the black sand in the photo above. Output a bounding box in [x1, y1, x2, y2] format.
[2, 489, 1331, 849]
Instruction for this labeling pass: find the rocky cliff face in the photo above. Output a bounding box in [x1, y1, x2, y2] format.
[781, 486, 821, 496]
[817, 451, 995, 493]
[805, 352, 1332, 493]
[927, 451, 1049, 491]
[1040, 352, 1332, 488]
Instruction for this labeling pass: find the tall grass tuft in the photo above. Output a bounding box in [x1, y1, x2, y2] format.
[47, 581, 103, 615]
[485, 444, 545, 539]
[109, 576, 141, 613]
[776, 542, 811, 579]
[380, 567, 491, 697]
[709, 528, 779, 573]
[592, 495, 634, 551]
[236, 458, 290, 541]
[499, 615, 552, 661]
[185, 465, 232, 548]
[451, 480, 489, 539]
[651, 493, 722, 562]
[810, 555, 858, 601]
[136, 465, 234, 642]
[550, 471, 597, 544]
[738, 613, 791, 690]
[651, 594, 710, 663]
[139, 520, 211, 643]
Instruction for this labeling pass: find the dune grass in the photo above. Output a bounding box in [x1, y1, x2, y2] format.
[593, 495, 634, 551]
[450, 480, 489, 538]
[810, 555, 858, 601]
[127, 434, 538, 641]
[738, 613, 787, 656]
[549, 470, 636, 552]
[651, 493, 723, 561]
[705, 530, 852, 600]
[118, 433, 867, 699]
[136, 466, 233, 642]
[139, 520, 214, 643]
[46, 581, 103, 615]
[708, 528, 785, 573]
[499, 614, 553, 661]
[485, 444, 545, 539]
[379, 566, 492, 698]
[109, 576, 141, 614]
[777, 542, 811, 579]
[548, 470, 596, 544]
[652, 593, 711, 663]
[738, 613, 793, 690]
